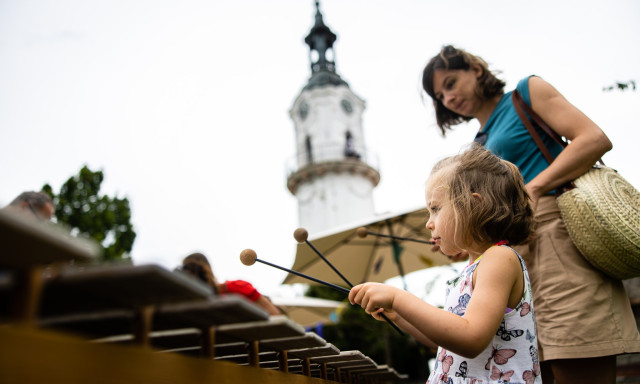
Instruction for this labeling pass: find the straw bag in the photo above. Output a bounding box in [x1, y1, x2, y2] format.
[513, 90, 640, 280]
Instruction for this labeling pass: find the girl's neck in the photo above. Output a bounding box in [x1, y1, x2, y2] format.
[467, 240, 508, 264]
[469, 252, 482, 264]
[475, 95, 502, 130]
[467, 250, 484, 264]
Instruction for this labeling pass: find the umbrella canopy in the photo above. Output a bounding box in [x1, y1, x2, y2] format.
[270, 296, 346, 328]
[282, 206, 451, 288]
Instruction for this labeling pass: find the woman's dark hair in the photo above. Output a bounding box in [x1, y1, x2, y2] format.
[422, 45, 506, 135]
[181, 252, 219, 294]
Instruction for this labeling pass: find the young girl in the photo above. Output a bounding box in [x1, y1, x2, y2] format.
[349, 144, 540, 383]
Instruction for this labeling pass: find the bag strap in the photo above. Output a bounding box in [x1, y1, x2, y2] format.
[511, 90, 605, 166]
[512, 90, 556, 164]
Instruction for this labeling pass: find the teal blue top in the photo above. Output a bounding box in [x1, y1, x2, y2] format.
[479, 76, 563, 192]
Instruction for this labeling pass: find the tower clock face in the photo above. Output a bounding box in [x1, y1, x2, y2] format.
[298, 101, 309, 120]
[341, 99, 353, 114]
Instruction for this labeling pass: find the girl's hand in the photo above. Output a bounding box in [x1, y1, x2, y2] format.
[349, 282, 399, 315]
[372, 308, 399, 322]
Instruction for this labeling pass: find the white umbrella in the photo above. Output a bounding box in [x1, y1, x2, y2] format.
[282, 206, 451, 289]
[270, 296, 346, 328]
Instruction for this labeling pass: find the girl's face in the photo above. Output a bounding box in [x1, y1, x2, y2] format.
[431, 67, 482, 118]
[426, 187, 464, 257]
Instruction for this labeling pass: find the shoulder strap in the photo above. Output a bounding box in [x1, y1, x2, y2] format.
[511, 90, 559, 164]
[512, 90, 604, 166]
[513, 90, 567, 146]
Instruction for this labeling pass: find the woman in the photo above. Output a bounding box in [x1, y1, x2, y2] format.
[421, 45, 640, 384]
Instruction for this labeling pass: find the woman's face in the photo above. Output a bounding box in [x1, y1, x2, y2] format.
[431, 67, 482, 118]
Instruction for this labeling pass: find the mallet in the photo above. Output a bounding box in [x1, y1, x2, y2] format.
[240, 249, 349, 294]
[294, 227, 354, 287]
[356, 227, 435, 245]
[293, 228, 405, 336]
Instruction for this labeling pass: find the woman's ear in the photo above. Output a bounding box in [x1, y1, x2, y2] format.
[471, 192, 483, 201]
[470, 63, 483, 78]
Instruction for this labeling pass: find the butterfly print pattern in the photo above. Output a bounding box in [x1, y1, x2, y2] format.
[459, 274, 472, 293]
[455, 361, 468, 379]
[496, 319, 524, 341]
[525, 329, 536, 343]
[490, 366, 515, 381]
[433, 348, 447, 372]
[485, 346, 517, 370]
[427, 246, 541, 383]
[523, 348, 541, 384]
[449, 293, 470, 316]
[529, 346, 540, 372]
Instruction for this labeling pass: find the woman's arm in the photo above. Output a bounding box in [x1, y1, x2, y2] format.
[256, 295, 283, 316]
[526, 76, 612, 200]
[349, 247, 521, 358]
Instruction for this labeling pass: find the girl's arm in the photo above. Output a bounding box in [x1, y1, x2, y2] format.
[525, 76, 612, 201]
[349, 246, 522, 358]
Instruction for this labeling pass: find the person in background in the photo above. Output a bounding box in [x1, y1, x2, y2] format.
[180, 252, 281, 316]
[7, 191, 54, 221]
[421, 45, 640, 384]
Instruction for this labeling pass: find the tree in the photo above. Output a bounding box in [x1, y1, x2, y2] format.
[603, 80, 637, 92]
[42, 165, 136, 261]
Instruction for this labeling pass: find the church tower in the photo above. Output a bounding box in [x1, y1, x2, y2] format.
[287, 2, 380, 234]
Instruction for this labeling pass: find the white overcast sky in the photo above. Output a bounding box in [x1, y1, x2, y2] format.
[1, 0, 639, 298]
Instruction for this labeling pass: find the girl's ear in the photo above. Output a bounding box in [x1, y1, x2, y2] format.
[471, 192, 483, 201]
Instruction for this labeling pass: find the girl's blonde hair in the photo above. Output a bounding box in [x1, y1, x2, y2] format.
[428, 143, 533, 248]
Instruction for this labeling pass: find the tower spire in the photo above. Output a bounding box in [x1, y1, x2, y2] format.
[303, 1, 347, 90]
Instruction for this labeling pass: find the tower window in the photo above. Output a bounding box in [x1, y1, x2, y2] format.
[305, 136, 313, 164]
[344, 131, 360, 159]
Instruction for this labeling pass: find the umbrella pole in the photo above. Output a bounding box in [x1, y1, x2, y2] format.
[393, 240, 408, 291]
[358, 228, 434, 245]
[386, 221, 408, 291]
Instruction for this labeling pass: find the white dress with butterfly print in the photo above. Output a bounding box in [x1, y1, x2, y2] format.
[426, 246, 541, 384]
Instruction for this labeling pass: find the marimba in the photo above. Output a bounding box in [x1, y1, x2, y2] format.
[0, 209, 408, 383]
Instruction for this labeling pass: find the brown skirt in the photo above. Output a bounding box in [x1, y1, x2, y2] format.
[514, 196, 640, 361]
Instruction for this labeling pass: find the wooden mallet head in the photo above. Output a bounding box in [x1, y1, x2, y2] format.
[240, 248, 258, 266]
[293, 227, 309, 243]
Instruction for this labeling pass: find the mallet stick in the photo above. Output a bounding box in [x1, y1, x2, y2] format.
[293, 228, 405, 336]
[356, 227, 435, 244]
[240, 249, 349, 294]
